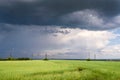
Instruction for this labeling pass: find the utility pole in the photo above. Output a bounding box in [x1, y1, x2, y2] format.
[45, 53, 47, 59]
[44, 53, 48, 60]
[11, 48, 14, 57]
[94, 54, 96, 60]
[10, 51, 12, 58]
[32, 53, 34, 60]
[9, 48, 14, 59]
[88, 50, 91, 59]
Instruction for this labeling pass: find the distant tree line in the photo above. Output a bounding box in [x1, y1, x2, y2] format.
[0, 57, 31, 61]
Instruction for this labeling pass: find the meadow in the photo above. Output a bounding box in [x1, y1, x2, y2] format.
[0, 60, 120, 80]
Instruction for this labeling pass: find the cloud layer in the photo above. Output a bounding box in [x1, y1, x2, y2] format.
[0, 24, 118, 59]
[0, 0, 120, 59]
[0, 0, 120, 30]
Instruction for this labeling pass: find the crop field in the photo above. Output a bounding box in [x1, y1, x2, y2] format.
[0, 60, 120, 80]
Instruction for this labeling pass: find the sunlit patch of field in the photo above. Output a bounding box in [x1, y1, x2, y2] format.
[0, 60, 120, 80]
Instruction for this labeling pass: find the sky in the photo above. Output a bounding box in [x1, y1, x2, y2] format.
[0, 0, 120, 59]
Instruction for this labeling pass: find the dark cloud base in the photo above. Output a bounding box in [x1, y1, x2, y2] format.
[0, 0, 120, 30]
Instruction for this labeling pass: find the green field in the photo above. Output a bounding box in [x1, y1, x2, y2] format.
[0, 60, 120, 80]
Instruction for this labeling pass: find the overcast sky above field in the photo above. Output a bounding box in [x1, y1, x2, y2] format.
[0, 0, 120, 59]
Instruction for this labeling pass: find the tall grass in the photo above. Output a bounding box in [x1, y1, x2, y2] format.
[0, 60, 120, 80]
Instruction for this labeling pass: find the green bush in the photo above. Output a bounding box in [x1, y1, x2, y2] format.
[16, 57, 31, 60]
[86, 58, 91, 61]
[7, 57, 15, 60]
[43, 58, 48, 61]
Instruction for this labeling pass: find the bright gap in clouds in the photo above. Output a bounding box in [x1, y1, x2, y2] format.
[0, 25, 119, 59]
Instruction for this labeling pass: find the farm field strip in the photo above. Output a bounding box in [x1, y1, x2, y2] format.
[0, 60, 120, 80]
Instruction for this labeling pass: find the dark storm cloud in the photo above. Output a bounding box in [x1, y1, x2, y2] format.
[0, 0, 119, 59]
[0, 0, 120, 30]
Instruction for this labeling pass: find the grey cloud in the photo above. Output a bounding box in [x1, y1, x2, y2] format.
[60, 9, 120, 30]
[0, 24, 118, 59]
[0, 0, 120, 30]
[0, 24, 72, 58]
